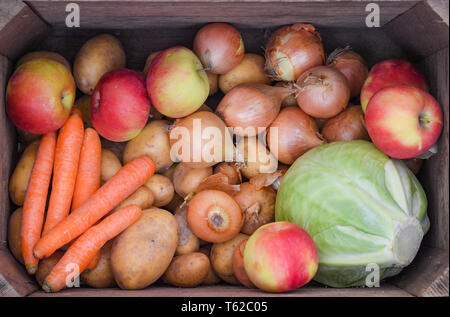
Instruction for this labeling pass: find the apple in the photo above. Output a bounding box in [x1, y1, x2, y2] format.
[6, 58, 76, 134]
[361, 59, 428, 112]
[244, 222, 318, 293]
[146, 46, 209, 118]
[90, 69, 150, 142]
[365, 85, 443, 159]
[232, 240, 256, 288]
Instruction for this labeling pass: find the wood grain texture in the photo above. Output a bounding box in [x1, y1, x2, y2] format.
[25, 0, 418, 29]
[29, 283, 412, 297]
[392, 247, 449, 297]
[384, 0, 449, 59]
[418, 47, 449, 251]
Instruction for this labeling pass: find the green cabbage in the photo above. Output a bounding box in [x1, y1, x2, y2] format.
[275, 140, 429, 287]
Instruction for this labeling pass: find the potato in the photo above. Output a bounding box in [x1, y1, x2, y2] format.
[81, 241, 116, 288]
[161, 163, 177, 181]
[9, 140, 39, 206]
[219, 54, 270, 94]
[173, 163, 212, 198]
[175, 205, 199, 255]
[206, 71, 218, 96]
[101, 138, 126, 163]
[74, 95, 93, 128]
[164, 193, 184, 213]
[101, 148, 122, 184]
[111, 208, 178, 289]
[199, 246, 221, 285]
[123, 120, 173, 173]
[144, 174, 174, 207]
[113, 186, 154, 212]
[210, 233, 248, 285]
[8, 208, 23, 264]
[35, 251, 64, 286]
[74, 34, 126, 95]
[162, 252, 210, 287]
[16, 51, 71, 72]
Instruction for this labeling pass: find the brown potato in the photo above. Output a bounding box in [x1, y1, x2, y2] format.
[9, 140, 40, 206]
[8, 208, 23, 264]
[35, 251, 64, 287]
[161, 163, 177, 182]
[207, 71, 218, 95]
[123, 120, 173, 173]
[113, 186, 154, 212]
[16, 51, 71, 72]
[81, 241, 116, 288]
[210, 233, 248, 285]
[111, 208, 178, 290]
[199, 246, 221, 285]
[144, 174, 174, 207]
[101, 148, 122, 184]
[162, 252, 210, 287]
[74, 34, 126, 95]
[101, 138, 126, 164]
[175, 205, 199, 255]
[219, 54, 270, 94]
[143, 51, 161, 76]
[237, 137, 278, 179]
[173, 163, 212, 198]
[74, 95, 93, 128]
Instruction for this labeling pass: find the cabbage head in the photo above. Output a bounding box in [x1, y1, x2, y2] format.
[275, 140, 429, 287]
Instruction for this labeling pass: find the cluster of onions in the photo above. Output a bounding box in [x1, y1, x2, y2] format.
[327, 46, 369, 97]
[321, 105, 370, 142]
[216, 83, 292, 137]
[265, 23, 325, 82]
[193, 23, 245, 74]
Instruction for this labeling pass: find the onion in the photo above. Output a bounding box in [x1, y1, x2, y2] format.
[193, 23, 245, 74]
[267, 107, 325, 165]
[327, 46, 368, 97]
[214, 162, 242, 184]
[265, 23, 325, 81]
[170, 111, 236, 168]
[275, 82, 297, 108]
[195, 173, 241, 196]
[321, 105, 370, 142]
[216, 83, 291, 137]
[233, 182, 276, 235]
[237, 136, 278, 179]
[295, 66, 350, 118]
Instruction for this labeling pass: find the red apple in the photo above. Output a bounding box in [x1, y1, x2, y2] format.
[6, 58, 76, 134]
[146, 46, 209, 118]
[365, 85, 443, 159]
[232, 240, 256, 288]
[90, 69, 150, 142]
[361, 59, 428, 112]
[243, 222, 318, 293]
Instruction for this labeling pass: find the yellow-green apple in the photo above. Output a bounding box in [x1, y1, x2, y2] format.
[146, 46, 209, 118]
[232, 240, 256, 288]
[6, 59, 76, 134]
[361, 59, 428, 112]
[90, 69, 150, 142]
[244, 222, 318, 292]
[365, 85, 443, 159]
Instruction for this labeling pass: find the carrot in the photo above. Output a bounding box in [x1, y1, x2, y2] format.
[34, 156, 156, 259]
[42, 204, 142, 292]
[71, 108, 83, 117]
[42, 113, 84, 235]
[71, 128, 101, 211]
[20, 132, 57, 274]
[86, 249, 101, 270]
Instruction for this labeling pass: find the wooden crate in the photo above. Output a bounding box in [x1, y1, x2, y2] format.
[0, 0, 448, 297]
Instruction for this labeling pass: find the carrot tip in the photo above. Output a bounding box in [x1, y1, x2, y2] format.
[42, 280, 54, 293]
[26, 265, 38, 275]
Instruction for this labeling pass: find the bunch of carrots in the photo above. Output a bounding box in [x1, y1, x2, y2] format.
[20, 110, 156, 292]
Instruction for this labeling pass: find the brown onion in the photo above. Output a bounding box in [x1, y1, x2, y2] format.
[327, 47, 368, 97]
[216, 83, 291, 137]
[193, 23, 245, 74]
[195, 173, 241, 196]
[295, 66, 350, 118]
[265, 23, 325, 81]
[267, 107, 324, 165]
[275, 82, 297, 108]
[214, 162, 242, 184]
[170, 111, 235, 168]
[321, 105, 370, 142]
[237, 136, 278, 179]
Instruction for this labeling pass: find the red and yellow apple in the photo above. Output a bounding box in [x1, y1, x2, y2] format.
[361, 59, 428, 112]
[6, 58, 76, 134]
[232, 240, 256, 289]
[146, 46, 209, 118]
[243, 221, 318, 293]
[90, 69, 150, 142]
[365, 85, 443, 159]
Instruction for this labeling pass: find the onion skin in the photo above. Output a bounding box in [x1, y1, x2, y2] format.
[265, 23, 325, 82]
[321, 105, 370, 142]
[193, 23, 245, 74]
[214, 162, 242, 185]
[216, 83, 290, 137]
[275, 82, 297, 108]
[237, 137, 279, 179]
[327, 48, 368, 97]
[267, 107, 325, 165]
[295, 66, 350, 119]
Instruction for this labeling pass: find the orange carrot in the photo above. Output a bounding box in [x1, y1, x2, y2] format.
[71, 108, 82, 117]
[71, 128, 101, 211]
[42, 113, 84, 235]
[34, 156, 156, 259]
[21, 132, 57, 274]
[86, 249, 101, 270]
[42, 204, 142, 292]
